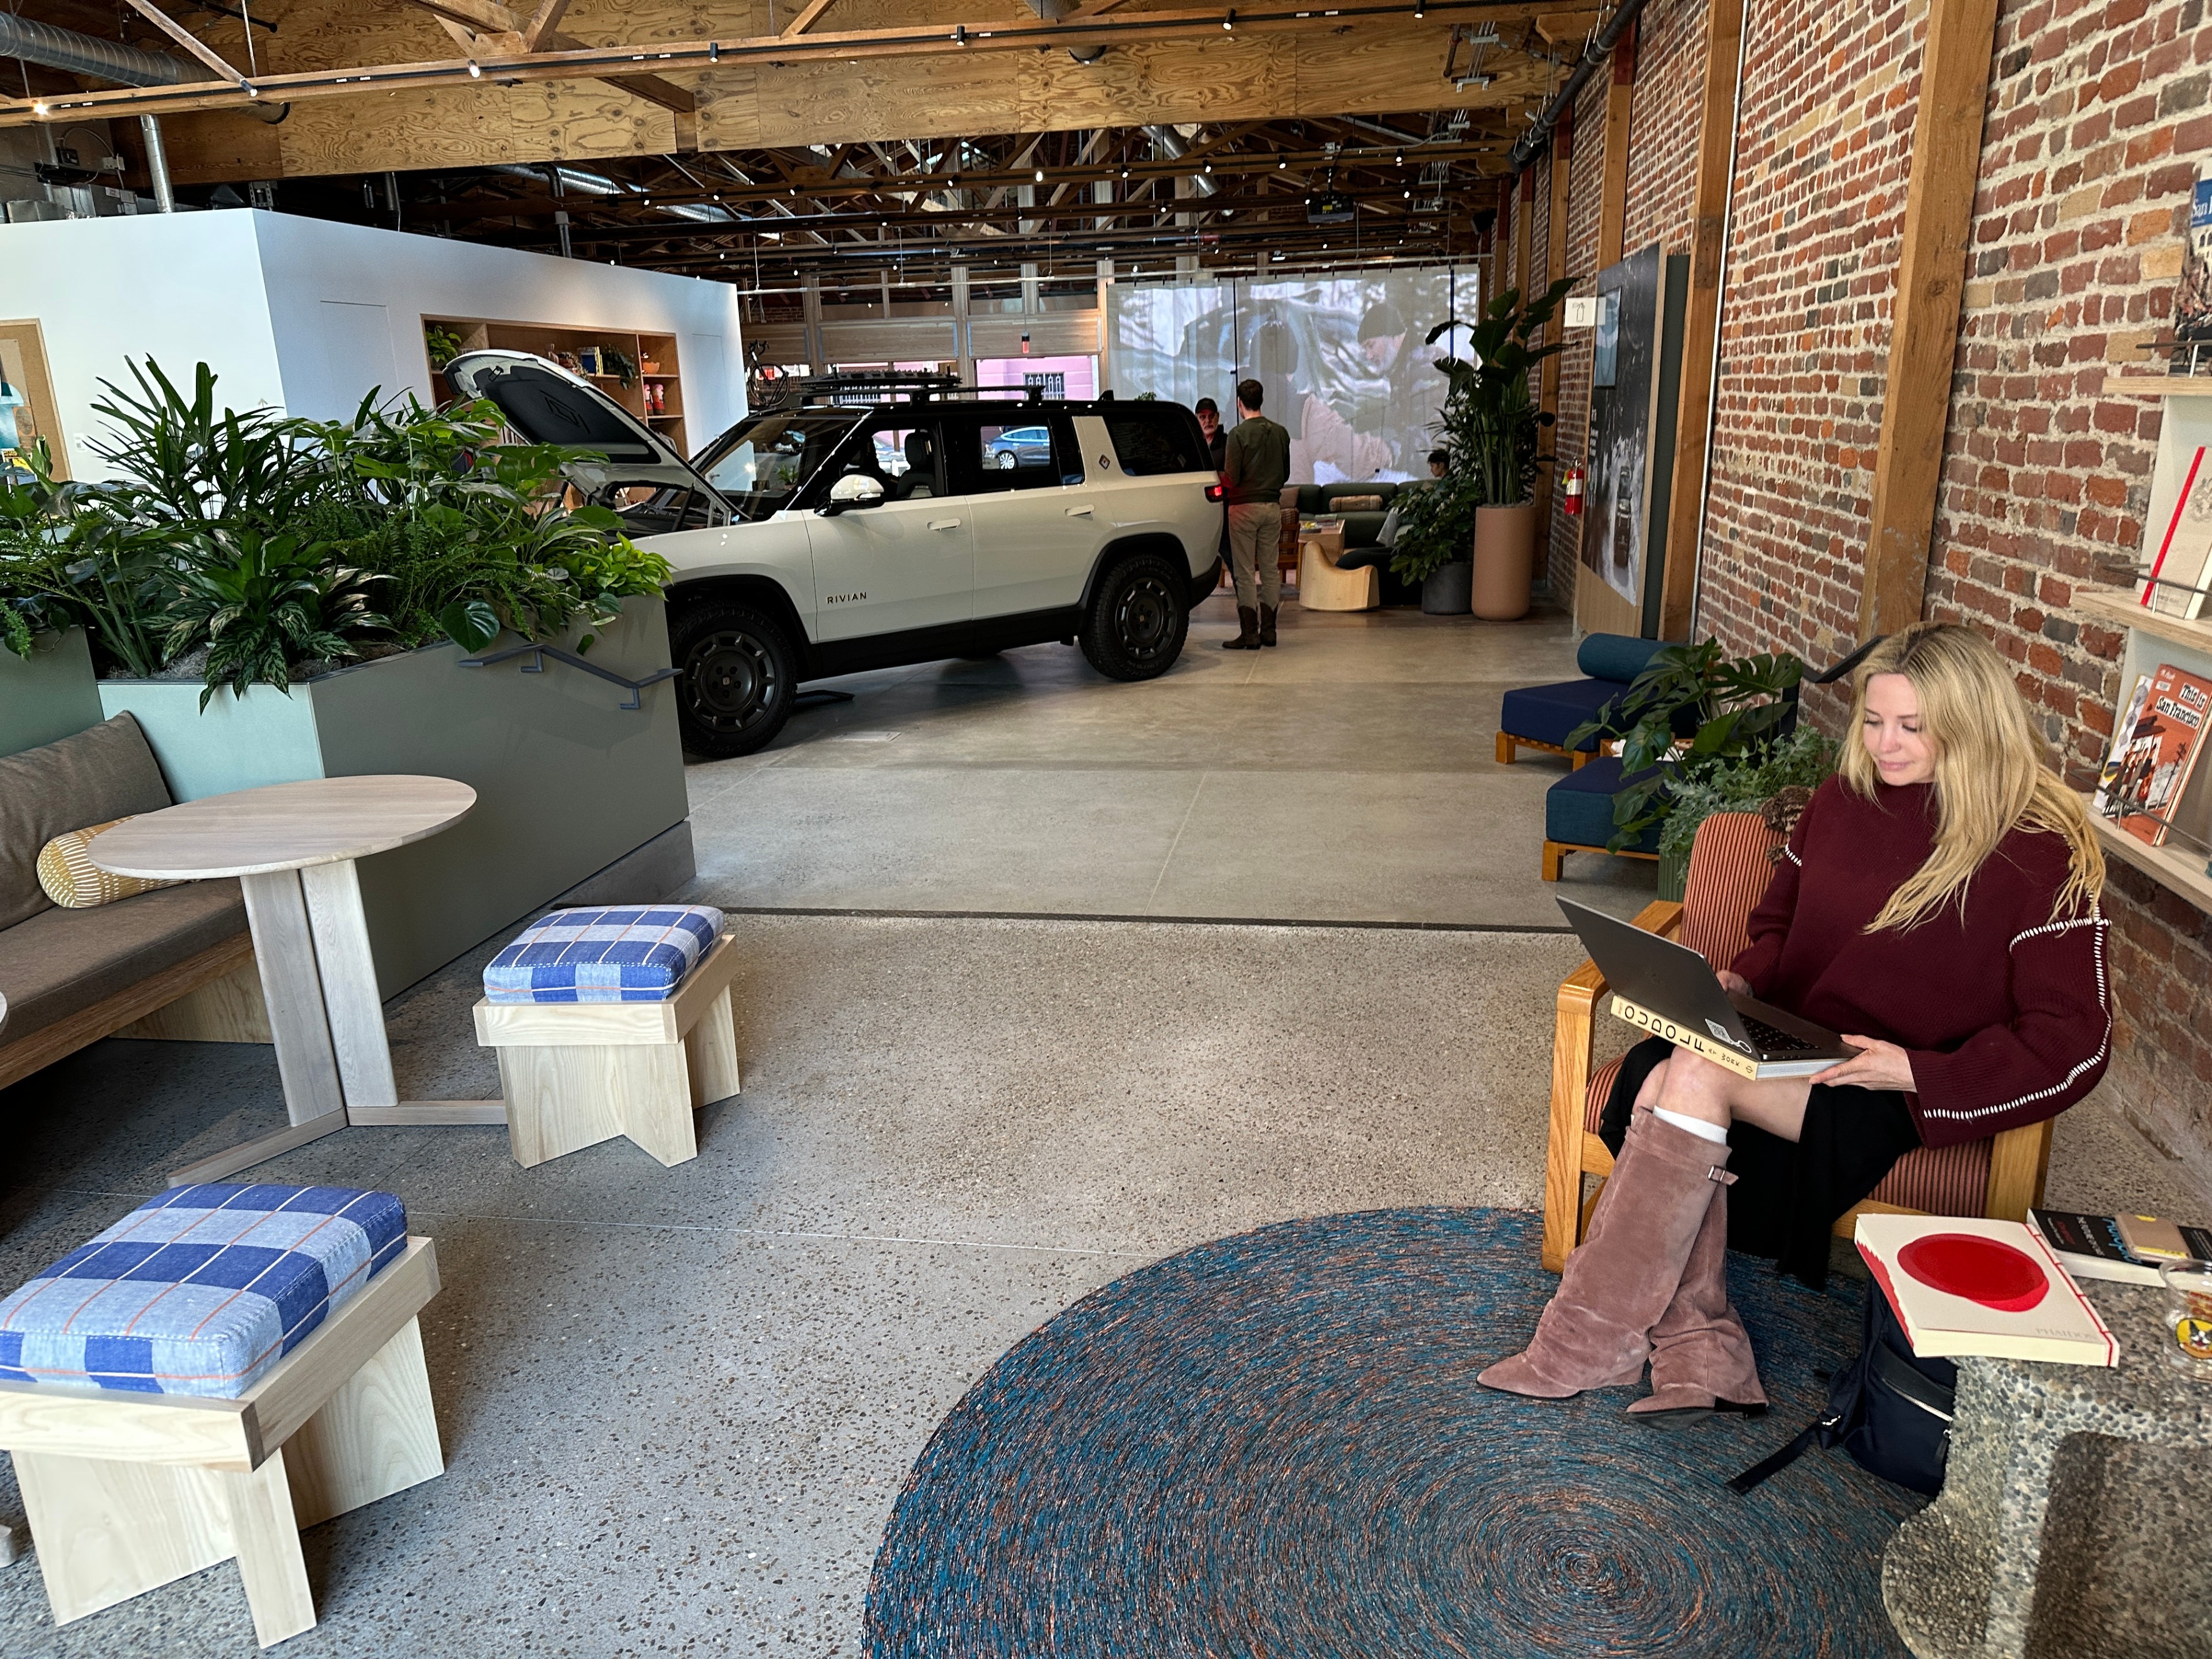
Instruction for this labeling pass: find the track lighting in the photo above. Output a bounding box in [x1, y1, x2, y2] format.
[1035, 168, 1045, 182]
[468, 59, 482, 77]
[1222, 7, 1234, 27]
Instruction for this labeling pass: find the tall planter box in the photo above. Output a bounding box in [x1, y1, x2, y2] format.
[99, 596, 688, 997]
[0, 628, 103, 758]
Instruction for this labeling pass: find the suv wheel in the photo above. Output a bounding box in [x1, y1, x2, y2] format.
[1079, 552, 1188, 681]
[670, 600, 797, 757]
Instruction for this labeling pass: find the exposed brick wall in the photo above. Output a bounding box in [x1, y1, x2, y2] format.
[1695, 0, 1925, 690]
[1926, 0, 2212, 1183]
[1624, 0, 1713, 257]
[1544, 70, 1615, 594]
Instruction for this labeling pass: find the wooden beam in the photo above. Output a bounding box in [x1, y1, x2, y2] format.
[779, 0, 840, 37]
[407, 0, 692, 113]
[1857, 0, 2002, 639]
[118, 0, 246, 84]
[520, 0, 571, 52]
[1656, 0, 1744, 641]
[1594, 14, 1634, 270]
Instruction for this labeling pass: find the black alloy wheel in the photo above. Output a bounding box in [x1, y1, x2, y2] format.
[1078, 552, 1190, 681]
[669, 600, 798, 757]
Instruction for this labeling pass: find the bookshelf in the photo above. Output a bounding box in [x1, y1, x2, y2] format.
[422, 317, 689, 453]
[2080, 796, 2212, 912]
[2102, 374, 2212, 398]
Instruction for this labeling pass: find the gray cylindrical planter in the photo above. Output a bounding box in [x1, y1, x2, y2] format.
[96, 596, 688, 997]
[1656, 841, 1692, 902]
[1420, 559, 1474, 615]
[0, 627, 103, 757]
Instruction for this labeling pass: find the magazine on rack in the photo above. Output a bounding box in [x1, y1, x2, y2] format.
[2092, 661, 2212, 847]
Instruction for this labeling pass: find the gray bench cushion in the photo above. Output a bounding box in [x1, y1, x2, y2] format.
[0, 714, 173, 931]
[0, 880, 247, 1042]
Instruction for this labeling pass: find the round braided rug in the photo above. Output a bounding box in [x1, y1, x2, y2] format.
[866, 1207, 1921, 1658]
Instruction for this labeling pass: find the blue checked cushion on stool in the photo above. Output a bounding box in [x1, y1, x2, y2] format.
[483, 904, 724, 1003]
[0, 1184, 407, 1398]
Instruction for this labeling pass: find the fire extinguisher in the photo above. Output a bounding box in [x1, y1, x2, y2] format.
[1562, 464, 1585, 517]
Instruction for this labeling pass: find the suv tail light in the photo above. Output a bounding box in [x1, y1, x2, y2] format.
[1205, 483, 1225, 503]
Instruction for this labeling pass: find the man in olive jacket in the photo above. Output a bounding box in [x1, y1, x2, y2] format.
[1221, 378, 1292, 649]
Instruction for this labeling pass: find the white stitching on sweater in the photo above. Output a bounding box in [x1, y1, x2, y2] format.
[1783, 844, 1802, 868]
[1921, 912, 2109, 1123]
[2010, 910, 2103, 949]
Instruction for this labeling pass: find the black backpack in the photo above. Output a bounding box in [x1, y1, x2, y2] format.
[1729, 1281, 1957, 1498]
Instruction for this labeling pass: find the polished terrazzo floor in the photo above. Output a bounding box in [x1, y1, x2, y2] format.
[0, 597, 2202, 1657]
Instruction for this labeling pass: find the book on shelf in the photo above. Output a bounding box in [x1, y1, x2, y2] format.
[1855, 1214, 2118, 1367]
[2028, 1207, 2212, 1286]
[2142, 442, 2212, 619]
[2092, 661, 2212, 847]
[2175, 155, 2211, 377]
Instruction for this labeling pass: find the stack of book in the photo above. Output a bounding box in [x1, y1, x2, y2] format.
[1855, 1215, 2120, 1366]
[2029, 1207, 2212, 1286]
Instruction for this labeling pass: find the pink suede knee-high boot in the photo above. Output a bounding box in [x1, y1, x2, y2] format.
[1478, 1110, 1737, 1400]
[1625, 1178, 1766, 1425]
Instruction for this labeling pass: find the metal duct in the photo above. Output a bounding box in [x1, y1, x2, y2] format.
[0, 11, 192, 86]
[1141, 124, 1218, 197]
[485, 161, 735, 224]
[1508, 0, 1654, 174]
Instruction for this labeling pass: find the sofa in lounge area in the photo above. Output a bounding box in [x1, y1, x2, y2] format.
[1278, 482, 1429, 606]
[0, 714, 269, 1093]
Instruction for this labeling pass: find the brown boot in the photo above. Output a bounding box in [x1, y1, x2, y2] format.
[1258, 605, 1278, 646]
[1222, 605, 1261, 650]
[1478, 1110, 1737, 1399]
[1626, 1177, 1767, 1426]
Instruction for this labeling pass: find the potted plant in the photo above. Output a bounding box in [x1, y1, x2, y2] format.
[1566, 637, 1808, 892]
[1389, 280, 1573, 619]
[1652, 726, 1837, 900]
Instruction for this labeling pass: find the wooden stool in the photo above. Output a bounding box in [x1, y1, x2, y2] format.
[472, 931, 741, 1169]
[0, 1237, 443, 1649]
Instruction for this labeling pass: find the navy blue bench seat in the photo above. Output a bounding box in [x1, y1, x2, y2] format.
[1497, 633, 1671, 766]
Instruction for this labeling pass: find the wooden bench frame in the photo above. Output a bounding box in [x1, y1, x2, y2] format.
[0, 1237, 443, 1648]
[1497, 733, 1599, 769]
[1541, 897, 2051, 1273]
[0, 930, 271, 1095]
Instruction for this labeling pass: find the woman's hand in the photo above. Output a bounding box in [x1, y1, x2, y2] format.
[1810, 1037, 1917, 1093]
[1717, 970, 1752, 998]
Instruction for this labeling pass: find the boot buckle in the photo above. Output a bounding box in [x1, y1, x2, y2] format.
[1708, 1166, 1738, 1186]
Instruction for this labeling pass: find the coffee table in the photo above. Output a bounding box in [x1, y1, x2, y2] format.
[90, 775, 503, 1184]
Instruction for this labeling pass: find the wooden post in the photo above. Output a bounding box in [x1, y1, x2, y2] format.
[1656, 0, 1747, 641]
[1535, 115, 1573, 564]
[1596, 17, 1638, 271]
[1855, 0, 2002, 640]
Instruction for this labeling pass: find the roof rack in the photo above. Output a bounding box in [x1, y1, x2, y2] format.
[747, 369, 1047, 412]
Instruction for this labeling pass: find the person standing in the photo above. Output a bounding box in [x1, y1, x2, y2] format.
[1222, 378, 1291, 650]
[1196, 397, 1229, 588]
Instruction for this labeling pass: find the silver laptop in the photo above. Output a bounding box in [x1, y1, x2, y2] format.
[1556, 899, 1859, 1079]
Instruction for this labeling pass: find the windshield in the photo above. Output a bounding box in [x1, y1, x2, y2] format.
[696, 410, 868, 522]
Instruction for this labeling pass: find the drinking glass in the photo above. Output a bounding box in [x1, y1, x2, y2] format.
[2157, 1260, 2212, 1379]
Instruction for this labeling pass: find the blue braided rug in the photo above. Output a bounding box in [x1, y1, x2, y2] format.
[866, 1207, 1923, 1658]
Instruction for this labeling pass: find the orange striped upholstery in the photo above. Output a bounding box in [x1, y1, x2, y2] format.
[1585, 1052, 1626, 1133]
[1866, 1139, 1993, 1215]
[1677, 812, 1785, 969]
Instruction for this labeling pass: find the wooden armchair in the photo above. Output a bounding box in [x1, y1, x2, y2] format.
[1541, 810, 2051, 1272]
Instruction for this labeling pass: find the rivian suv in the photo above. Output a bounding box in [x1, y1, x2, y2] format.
[445, 358, 1225, 757]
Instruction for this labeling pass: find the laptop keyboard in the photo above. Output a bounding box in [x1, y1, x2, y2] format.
[1739, 1015, 1817, 1055]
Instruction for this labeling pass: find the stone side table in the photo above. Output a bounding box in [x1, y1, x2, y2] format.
[1883, 1279, 2212, 1658]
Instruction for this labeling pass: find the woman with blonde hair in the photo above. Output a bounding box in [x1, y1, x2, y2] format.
[1483, 622, 2111, 1423]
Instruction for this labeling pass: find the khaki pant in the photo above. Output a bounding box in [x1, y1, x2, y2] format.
[1227, 502, 1282, 611]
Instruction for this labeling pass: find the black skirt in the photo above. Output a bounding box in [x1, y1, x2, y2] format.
[1598, 1037, 1922, 1289]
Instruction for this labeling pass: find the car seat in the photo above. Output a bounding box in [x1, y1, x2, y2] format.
[893, 429, 935, 499]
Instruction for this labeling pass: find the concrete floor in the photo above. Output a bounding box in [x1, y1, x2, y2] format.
[1, 597, 2203, 1657]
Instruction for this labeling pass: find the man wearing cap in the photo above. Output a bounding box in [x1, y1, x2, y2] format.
[1222, 377, 1293, 650]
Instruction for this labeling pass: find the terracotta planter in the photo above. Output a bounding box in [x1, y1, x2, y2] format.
[1471, 501, 1537, 620]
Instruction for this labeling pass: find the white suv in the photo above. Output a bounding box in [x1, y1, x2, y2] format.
[446, 358, 1225, 757]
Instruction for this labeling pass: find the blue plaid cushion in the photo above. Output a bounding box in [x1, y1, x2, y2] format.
[0, 1184, 407, 1399]
[483, 904, 723, 1003]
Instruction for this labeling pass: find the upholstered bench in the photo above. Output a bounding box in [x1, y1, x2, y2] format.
[1497, 632, 1672, 768]
[1541, 755, 1664, 880]
[472, 905, 741, 1169]
[0, 1183, 442, 1647]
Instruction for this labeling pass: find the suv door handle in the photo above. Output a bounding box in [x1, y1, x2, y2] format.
[1065, 505, 1093, 517]
[927, 518, 962, 531]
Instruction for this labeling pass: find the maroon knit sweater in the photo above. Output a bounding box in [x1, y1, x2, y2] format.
[1730, 776, 2110, 1149]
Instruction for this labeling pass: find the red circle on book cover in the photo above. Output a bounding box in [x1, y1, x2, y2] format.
[1896, 1233, 2050, 1313]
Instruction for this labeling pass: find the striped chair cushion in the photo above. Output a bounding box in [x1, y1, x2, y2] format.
[484, 904, 724, 1003]
[1866, 1140, 1993, 1216]
[1584, 1052, 1626, 1133]
[0, 1184, 407, 1399]
[1677, 811, 1784, 969]
[36, 816, 179, 909]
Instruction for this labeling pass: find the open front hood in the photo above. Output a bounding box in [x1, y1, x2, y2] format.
[444, 349, 727, 506]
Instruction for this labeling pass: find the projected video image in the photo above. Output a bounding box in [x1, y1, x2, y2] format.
[1108, 270, 1469, 484]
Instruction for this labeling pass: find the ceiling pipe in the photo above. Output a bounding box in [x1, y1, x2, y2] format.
[139, 113, 174, 211]
[1508, 0, 1652, 174]
[1141, 124, 1218, 196]
[0, 11, 286, 120]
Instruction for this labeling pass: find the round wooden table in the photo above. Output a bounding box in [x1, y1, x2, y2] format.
[93, 776, 479, 1183]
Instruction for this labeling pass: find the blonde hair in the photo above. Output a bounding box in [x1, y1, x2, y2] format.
[1837, 622, 2104, 931]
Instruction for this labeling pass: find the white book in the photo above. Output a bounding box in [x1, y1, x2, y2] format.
[1855, 1214, 2119, 1367]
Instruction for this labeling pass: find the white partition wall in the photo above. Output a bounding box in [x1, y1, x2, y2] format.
[0, 211, 744, 480]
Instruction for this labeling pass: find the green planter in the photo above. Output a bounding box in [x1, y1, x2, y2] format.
[0, 628, 104, 758]
[1656, 840, 1692, 903]
[97, 596, 688, 996]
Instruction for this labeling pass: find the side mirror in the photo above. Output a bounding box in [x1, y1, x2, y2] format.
[818, 473, 887, 516]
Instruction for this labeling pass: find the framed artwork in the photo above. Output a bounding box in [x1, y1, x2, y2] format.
[0, 320, 66, 480]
